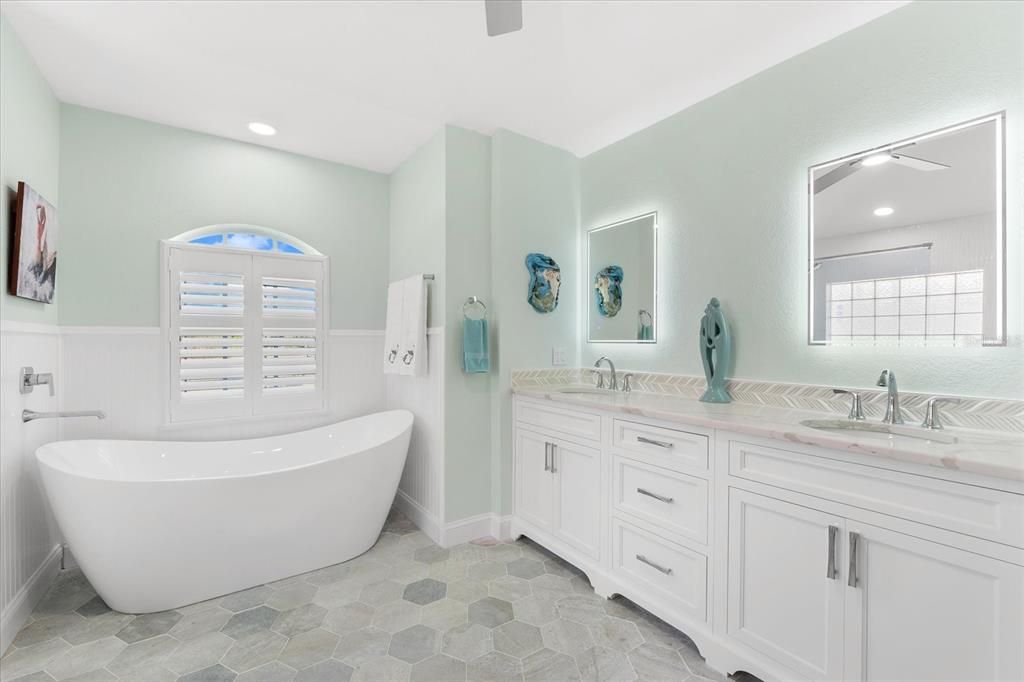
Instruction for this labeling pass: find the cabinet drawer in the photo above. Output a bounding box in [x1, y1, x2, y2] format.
[729, 440, 1024, 549]
[613, 456, 708, 545]
[611, 518, 707, 623]
[516, 400, 601, 442]
[612, 419, 708, 473]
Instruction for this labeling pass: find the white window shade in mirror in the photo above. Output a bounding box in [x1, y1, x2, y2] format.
[808, 113, 1005, 346]
[162, 240, 328, 423]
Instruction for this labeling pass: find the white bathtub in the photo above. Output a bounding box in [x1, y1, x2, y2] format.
[36, 410, 414, 614]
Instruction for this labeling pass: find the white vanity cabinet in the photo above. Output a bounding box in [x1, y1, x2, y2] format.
[726, 489, 846, 680]
[513, 426, 601, 559]
[511, 394, 1024, 682]
[843, 521, 1023, 682]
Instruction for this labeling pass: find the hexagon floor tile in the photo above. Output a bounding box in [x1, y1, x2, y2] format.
[1, 508, 747, 682]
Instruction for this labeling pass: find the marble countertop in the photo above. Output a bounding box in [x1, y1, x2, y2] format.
[513, 385, 1024, 484]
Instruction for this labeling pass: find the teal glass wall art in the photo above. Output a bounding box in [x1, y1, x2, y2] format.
[525, 253, 561, 313]
[594, 265, 623, 317]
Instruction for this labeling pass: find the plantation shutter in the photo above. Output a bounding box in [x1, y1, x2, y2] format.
[254, 255, 326, 414]
[167, 248, 254, 422]
[165, 243, 328, 423]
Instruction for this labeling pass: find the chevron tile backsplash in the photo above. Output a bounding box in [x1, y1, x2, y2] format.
[511, 368, 1024, 433]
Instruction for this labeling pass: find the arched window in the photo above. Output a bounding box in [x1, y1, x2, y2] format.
[170, 224, 321, 256]
[161, 224, 328, 424]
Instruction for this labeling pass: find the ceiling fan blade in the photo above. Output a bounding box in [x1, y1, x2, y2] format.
[890, 153, 951, 171]
[814, 162, 861, 194]
[485, 0, 523, 37]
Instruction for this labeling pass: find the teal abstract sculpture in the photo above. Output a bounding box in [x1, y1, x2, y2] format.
[699, 297, 732, 403]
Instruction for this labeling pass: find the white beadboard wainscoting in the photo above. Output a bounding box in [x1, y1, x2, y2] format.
[387, 328, 446, 544]
[0, 322, 63, 653]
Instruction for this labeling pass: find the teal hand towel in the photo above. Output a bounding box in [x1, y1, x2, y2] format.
[463, 318, 490, 373]
[637, 323, 653, 341]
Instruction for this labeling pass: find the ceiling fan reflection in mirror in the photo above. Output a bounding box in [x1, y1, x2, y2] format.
[485, 0, 523, 37]
[813, 142, 950, 194]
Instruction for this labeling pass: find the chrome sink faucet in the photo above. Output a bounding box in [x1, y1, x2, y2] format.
[594, 356, 617, 391]
[876, 369, 904, 425]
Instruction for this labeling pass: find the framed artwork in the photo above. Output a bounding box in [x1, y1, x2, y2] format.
[8, 182, 57, 303]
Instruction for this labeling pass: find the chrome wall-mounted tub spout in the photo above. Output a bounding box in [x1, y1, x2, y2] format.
[23, 410, 106, 423]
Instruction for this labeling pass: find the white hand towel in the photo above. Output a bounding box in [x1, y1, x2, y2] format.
[383, 281, 404, 374]
[399, 275, 428, 376]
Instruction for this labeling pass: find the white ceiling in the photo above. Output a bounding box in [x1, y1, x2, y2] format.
[2, 0, 906, 173]
[813, 120, 998, 239]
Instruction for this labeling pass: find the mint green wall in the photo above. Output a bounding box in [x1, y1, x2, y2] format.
[57, 105, 390, 328]
[0, 16, 61, 324]
[389, 130, 446, 327]
[443, 126, 493, 521]
[491, 130, 580, 514]
[581, 1, 1024, 399]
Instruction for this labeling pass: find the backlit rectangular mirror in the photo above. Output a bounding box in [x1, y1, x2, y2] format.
[588, 212, 657, 343]
[809, 114, 1004, 346]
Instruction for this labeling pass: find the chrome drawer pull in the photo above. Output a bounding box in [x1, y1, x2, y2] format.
[637, 488, 674, 504]
[544, 443, 551, 472]
[637, 436, 674, 448]
[848, 532, 860, 588]
[636, 554, 673, 575]
[826, 525, 839, 580]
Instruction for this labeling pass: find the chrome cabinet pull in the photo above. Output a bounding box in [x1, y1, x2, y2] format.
[848, 532, 860, 588]
[544, 443, 551, 472]
[550, 444, 557, 474]
[636, 554, 673, 575]
[637, 488, 674, 504]
[826, 525, 839, 580]
[637, 436, 674, 449]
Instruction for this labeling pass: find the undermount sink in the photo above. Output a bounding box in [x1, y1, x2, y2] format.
[554, 387, 620, 396]
[800, 419, 958, 445]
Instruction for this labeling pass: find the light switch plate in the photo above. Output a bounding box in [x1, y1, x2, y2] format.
[552, 347, 567, 366]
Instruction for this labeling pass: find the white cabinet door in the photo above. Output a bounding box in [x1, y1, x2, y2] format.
[552, 439, 601, 558]
[727, 489, 845, 681]
[515, 430, 555, 532]
[844, 522, 1024, 682]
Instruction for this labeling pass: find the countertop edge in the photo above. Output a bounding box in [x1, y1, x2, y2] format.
[512, 387, 1024, 485]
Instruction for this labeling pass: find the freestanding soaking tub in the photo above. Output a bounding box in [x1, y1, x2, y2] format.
[36, 410, 414, 613]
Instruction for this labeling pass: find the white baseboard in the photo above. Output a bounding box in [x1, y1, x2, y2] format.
[1, 544, 62, 654]
[441, 513, 492, 547]
[393, 490, 441, 545]
[440, 513, 514, 547]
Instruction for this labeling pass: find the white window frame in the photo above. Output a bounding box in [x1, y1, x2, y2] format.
[160, 239, 330, 425]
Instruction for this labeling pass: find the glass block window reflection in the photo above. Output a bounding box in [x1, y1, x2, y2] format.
[827, 270, 983, 344]
[189, 232, 304, 254]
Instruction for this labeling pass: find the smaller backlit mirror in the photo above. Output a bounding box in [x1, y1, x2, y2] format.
[809, 114, 1005, 346]
[587, 212, 657, 343]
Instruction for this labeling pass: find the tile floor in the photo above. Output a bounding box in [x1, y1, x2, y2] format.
[1, 510, 742, 682]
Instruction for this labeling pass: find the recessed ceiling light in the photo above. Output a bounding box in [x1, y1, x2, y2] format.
[248, 122, 277, 136]
[861, 152, 891, 167]
[873, 206, 894, 217]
